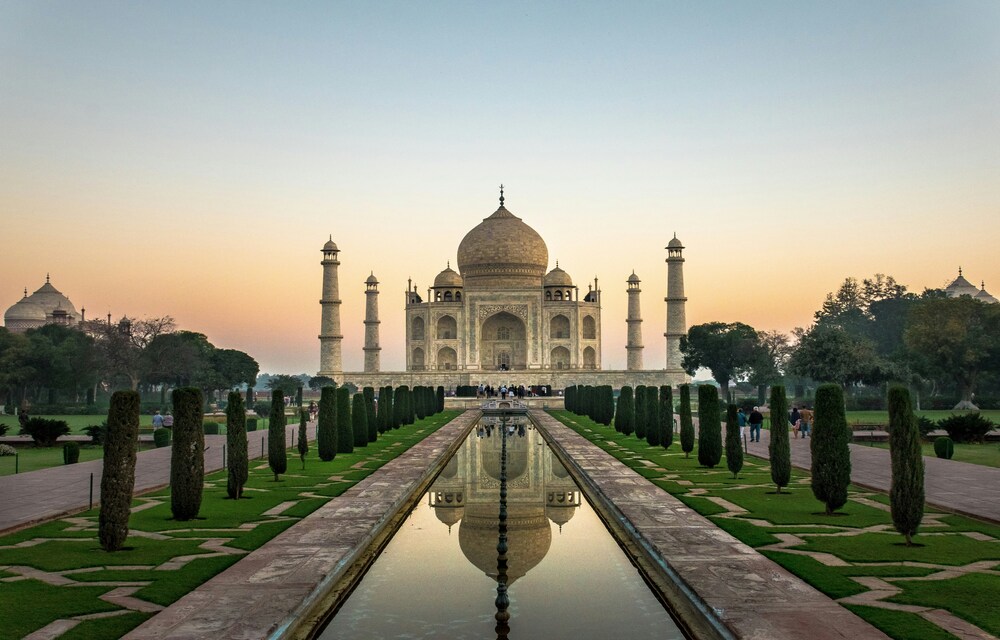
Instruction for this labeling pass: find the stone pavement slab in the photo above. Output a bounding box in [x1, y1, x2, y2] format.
[531, 410, 891, 640]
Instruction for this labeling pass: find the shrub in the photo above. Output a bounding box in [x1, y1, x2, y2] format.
[888, 385, 924, 546]
[297, 410, 308, 467]
[769, 386, 791, 493]
[253, 400, 271, 419]
[697, 385, 722, 468]
[363, 387, 377, 442]
[99, 390, 139, 551]
[226, 391, 248, 499]
[659, 386, 674, 449]
[811, 384, 851, 515]
[645, 386, 660, 446]
[679, 385, 694, 458]
[170, 388, 205, 521]
[268, 389, 287, 481]
[0, 444, 16, 456]
[246, 418, 258, 432]
[381, 386, 395, 431]
[63, 441, 80, 464]
[202, 421, 220, 435]
[916, 415, 937, 439]
[725, 404, 743, 478]
[634, 386, 647, 439]
[933, 436, 954, 459]
[153, 428, 171, 447]
[19, 418, 70, 447]
[0, 423, 7, 436]
[616, 387, 635, 436]
[317, 386, 337, 461]
[352, 393, 369, 448]
[84, 423, 106, 445]
[336, 386, 353, 453]
[937, 413, 995, 443]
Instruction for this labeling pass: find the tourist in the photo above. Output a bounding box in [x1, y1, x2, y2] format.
[152, 410, 164, 429]
[790, 406, 801, 438]
[163, 411, 174, 428]
[748, 407, 763, 443]
[799, 407, 813, 438]
[737, 407, 747, 440]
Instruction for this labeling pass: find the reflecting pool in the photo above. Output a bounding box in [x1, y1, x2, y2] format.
[321, 418, 685, 639]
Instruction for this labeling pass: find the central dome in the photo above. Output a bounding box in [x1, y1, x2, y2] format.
[456, 205, 548, 288]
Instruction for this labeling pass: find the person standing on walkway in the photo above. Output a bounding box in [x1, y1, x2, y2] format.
[152, 410, 164, 429]
[790, 406, 801, 438]
[163, 411, 174, 428]
[737, 407, 747, 440]
[799, 407, 813, 437]
[748, 407, 763, 442]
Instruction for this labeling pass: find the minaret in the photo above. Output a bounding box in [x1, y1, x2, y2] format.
[318, 236, 343, 382]
[626, 271, 643, 370]
[664, 234, 687, 371]
[364, 272, 381, 373]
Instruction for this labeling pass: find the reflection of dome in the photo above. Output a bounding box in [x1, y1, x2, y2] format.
[457, 204, 549, 288]
[440, 455, 459, 479]
[551, 458, 570, 479]
[480, 438, 528, 481]
[543, 264, 573, 287]
[435, 505, 465, 527]
[459, 505, 551, 585]
[546, 503, 577, 527]
[433, 264, 464, 288]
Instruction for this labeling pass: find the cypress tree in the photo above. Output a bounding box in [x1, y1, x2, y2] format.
[634, 385, 647, 439]
[171, 387, 204, 521]
[268, 389, 287, 481]
[336, 386, 353, 453]
[603, 385, 615, 426]
[385, 386, 397, 429]
[697, 385, 722, 468]
[394, 385, 408, 427]
[618, 386, 635, 436]
[352, 393, 369, 447]
[659, 386, 674, 449]
[297, 409, 308, 468]
[725, 404, 743, 479]
[379, 386, 393, 432]
[99, 390, 139, 551]
[613, 387, 624, 432]
[405, 386, 415, 425]
[226, 390, 248, 499]
[566, 386, 576, 414]
[769, 385, 791, 493]
[679, 384, 694, 458]
[414, 386, 427, 420]
[646, 386, 660, 446]
[437, 386, 445, 413]
[888, 385, 924, 545]
[811, 383, 852, 515]
[363, 387, 377, 442]
[317, 385, 337, 461]
[295, 386, 303, 408]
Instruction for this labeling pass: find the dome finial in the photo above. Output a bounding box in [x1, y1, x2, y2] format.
[46, 273, 50, 283]
[499, 183, 504, 206]
[556, 260, 559, 268]
[23, 287, 27, 298]
[447, 260, 450, 269]
[959, 266, 963, 276]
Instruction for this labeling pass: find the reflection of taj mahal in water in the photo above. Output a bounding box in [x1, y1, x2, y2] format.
[319, 189, 689, 390]
[428, 419, 580, 584]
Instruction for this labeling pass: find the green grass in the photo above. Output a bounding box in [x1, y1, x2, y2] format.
[548, 409, 1000, 640]
[867, 441, 1000, 469]
[845, 409, 1000, 425]
[0, 443, 157, 476]
[0, 410, 460, 639]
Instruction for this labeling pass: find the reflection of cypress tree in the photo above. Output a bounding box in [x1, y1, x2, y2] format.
[99, 390, 139, 551]
[679, 385, 694, 458]
[645, 386, 660, 446]
[725, 404, 743, 478]
[889, 385, 924, 546]
[617, 386, 635, 436]
[634, 385, 647, 439]
[659, 386, 674, 449]
[352, 393, 369, 448]
[363, 387, 377, 442]
[268, 389, 287, 481]
[171, 387, 204, 521]
[226, 391, 248, 499]
[769, 386, 791, 493]
[811, 384, 851, 515]
[336, 386, 353, 453]
[697, 385, 722, 468]
[317, 385, 337, 461]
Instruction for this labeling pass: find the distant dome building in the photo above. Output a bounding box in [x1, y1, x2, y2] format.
[945, 268, 997, 303]
[3, 276, 82, 333]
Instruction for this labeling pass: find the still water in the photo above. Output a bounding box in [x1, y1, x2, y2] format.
[321, 418, 685, 640]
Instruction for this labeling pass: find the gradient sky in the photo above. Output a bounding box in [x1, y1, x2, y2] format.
[2, 1, 998, 375]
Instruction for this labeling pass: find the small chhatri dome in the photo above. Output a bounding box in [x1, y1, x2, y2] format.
[323, 235, 338, 252]
[627, 271, 640, 283]
[456, 193, 549, 288]
[667, 233, 683, 249]
[544, 262, 573, 287]
[975, 282, 999, 304]
[433, 262, 464, 288]
[366, 272, 379, 285]
[945, 267, 979, 298]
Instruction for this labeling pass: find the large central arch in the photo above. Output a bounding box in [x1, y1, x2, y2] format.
[480, 311, 527, 370]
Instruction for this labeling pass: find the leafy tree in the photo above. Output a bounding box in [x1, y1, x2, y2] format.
[769, 385, 791, 493]
[697, 385, 722, 468]
[297, 410, 309, 468]
[749, 330, 791, 404]
[267, 374, 305, 396]
[681, 322, 761, 403]
[659, 386, 673, 448]
[789, 324, 881, 388]
[212, 349, 259, 397]
[21, 324, 99, 403]
[679, 384, 694, 458]
[634, 385, 647, 439]
[336, 386, 353, 453]
[226, 391, 248, 499]
[317, 385, 337, 461]
[142, 331, 216, 391]
[309, 375, 336, 390]
[268, 389, 287, 481]
[811, 384, 851, 515]
[352, 393, 369, 448]
[724, 404, 743, 479]
[645, 386, 660, 446]
[171, 387, 204, 521]
[888, 385, 924, 546]
[363, 387, 377, 442]
[616, 386, 634, 435]
[99, 390, 139, 551]
[83, 315, 175, 391]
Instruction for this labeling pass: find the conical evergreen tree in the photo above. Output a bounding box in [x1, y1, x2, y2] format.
[725, 404, 743, 478]
[697, 385, 722, 468]
[363, 387, 377, 442]
[394, 385, 409, 427]
[634, 385, 647, 439]
[99, 390, 139, 551]
[811, 384, 851, 515]
[297, 409, 308, 468]
[317, 385, 337, 461]
[437, 386, 445, 413]
[618, 386, 635, 436]
[889, 385, 924, 545]
[769, 386, 791, 493]
[170, 387, 204, 521]
[352, 393, 369, 448]
[659, 386, 674, 449]
[679, 384, 694, 458]
[268, 389, 287, 481]
[226, 391, 249, 499]
[646, 386, 660, 446]
[414, 386, 427, 420]
[336, 386, 353, 453]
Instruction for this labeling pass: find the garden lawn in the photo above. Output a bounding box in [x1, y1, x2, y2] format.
[0, 444, 157, 477]
[868, 441, 1000, 469]
[845, 409, 1000, 425]
[0, 410, 460, 640]
[549, 409, 1000, 640]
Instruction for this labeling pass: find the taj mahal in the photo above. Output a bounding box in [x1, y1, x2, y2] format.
[318, 189, 690, 391]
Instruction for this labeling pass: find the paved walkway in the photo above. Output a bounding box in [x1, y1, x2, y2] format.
[745, 430, 1000, 523]
[0, 423, 317, 535]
